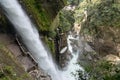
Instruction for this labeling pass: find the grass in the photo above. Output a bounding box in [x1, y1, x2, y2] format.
[0, 43, 33, 80]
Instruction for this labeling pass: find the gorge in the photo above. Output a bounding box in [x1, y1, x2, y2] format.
[0, 0, 85, 80]
[0, 0, 120, 80]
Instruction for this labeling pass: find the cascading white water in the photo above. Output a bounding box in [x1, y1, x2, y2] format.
[0, 0, 85, 80]
[62, 34, 85, 80]
[0, 0, 61, 80]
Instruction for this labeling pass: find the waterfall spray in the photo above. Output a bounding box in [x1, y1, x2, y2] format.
[0, 0, 61, 80]
[0, 0, 85, 80]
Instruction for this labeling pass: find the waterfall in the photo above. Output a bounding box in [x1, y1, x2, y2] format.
[0, 0, 61, 80]
[0, 0, 85, 80]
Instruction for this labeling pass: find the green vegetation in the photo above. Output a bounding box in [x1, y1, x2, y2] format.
[63, 0, 67, 5]
[19, 0, 67, 54]
[58, 9, 75, 32]
[21, 0, 51, 31]
[20, 0, 66, 37]
[67, 0, 82, 5]
[75, 0, 120, 36]
[74, 0, 120, 80]
[83, 60, 120, 80]
[44, 36, 55, 54]
[0, 43, 32, 80]
[85, 0, 120, 30]
[1, 0, 120, 80]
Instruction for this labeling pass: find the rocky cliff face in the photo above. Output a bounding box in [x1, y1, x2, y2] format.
[19, 0, 65, 34]
[18, 0, 67, 55]
[1, 0, 120, 79]
[78, 0, 120, 58]
[0, 0, 67, 55]
[0, 0, 66, 79]
[74, 0, 120, 79]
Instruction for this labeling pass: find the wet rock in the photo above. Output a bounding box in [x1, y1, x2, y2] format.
[73, 23, 81, 35]
[63, 5, 76, 11]
[29, 69, 51, 80]
[59, 51, 73, 68]
[60, 46, 68, 54]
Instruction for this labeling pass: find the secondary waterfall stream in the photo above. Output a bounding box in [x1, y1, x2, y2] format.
[0, 0, 85, 80]
[62, 34, 85, 80]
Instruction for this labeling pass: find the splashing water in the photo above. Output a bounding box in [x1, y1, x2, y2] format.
[62, 34, 84, 80]
[0, 0, 84, 80]
[0, 0, 61, 80]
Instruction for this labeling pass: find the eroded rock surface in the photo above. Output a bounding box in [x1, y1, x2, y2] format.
[0, 34, 51, 80]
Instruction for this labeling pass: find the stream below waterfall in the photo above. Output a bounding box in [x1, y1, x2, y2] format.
[0, 0, 86, 80]
[62, 33, 85, 80]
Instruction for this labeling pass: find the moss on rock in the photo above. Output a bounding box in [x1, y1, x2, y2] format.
[0, 43, 33, 80]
